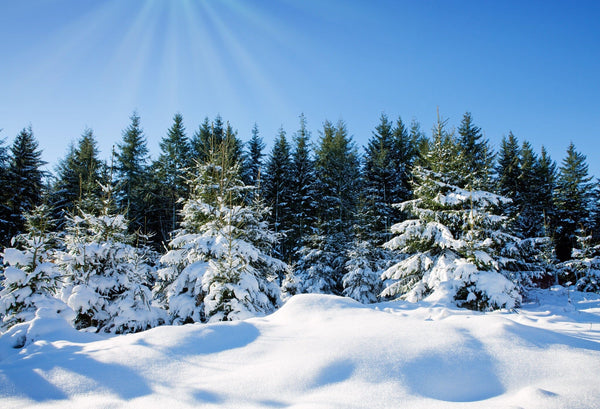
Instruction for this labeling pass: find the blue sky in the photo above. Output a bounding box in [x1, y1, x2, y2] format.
[1, 0, 599, 177]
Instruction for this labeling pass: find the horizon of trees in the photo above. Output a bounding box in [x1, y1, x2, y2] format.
[1, 110, 600, 336]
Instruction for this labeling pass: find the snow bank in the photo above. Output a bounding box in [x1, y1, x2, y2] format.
[1, 289, 599, 408]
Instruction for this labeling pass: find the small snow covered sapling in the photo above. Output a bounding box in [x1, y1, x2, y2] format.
[58, 184, 165, 333]
[0, 204, 64, 331]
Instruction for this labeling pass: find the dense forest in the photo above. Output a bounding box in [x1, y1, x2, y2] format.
[1, 111, 599, 334]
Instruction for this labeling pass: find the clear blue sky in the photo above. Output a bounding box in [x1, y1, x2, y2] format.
[1, 0, 599, 177]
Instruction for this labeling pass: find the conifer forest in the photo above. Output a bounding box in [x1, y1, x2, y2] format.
[1, 111, 599, 334]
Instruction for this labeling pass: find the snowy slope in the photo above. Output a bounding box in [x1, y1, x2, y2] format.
[1, 287, 600, 409]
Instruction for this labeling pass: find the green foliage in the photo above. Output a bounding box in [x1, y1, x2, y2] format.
[51, 128, 104, 221]
[115, 112, 151, 235]
[262, 128, 293, 260]
[554, 143, 593, 261]
[6, 127, 46, 239]
[288, 114, 318, 256]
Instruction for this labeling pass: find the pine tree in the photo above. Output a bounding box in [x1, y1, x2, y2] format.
[242, 123, 265, 188]
[554, 143, 593, 262]
[381, 166, 522, 310]
[115, 112, 151, 235]
[362, 114, 397, 245]
[536, 146, 557, 234]
[57, 184, 164, 333]
[6, 127, 46, 239]
[0, 204, 63, 332]
[150, 113, 191, 243]
[457, 112, 494, 190]
[288, 114, 318, 256]
[51, 129, 103, 222]
[410, 119, 429, 167]
[0, 135, 10, 245]
[190, 117, 212, 163]
[496, 132, 521, 200]
[381, 120, 523, 311]
[262, 128, 293, 260]
[224, 121, 244, 168]
[295, 120, 360, 294]
[342, 240, 385, 304]
[391, 116, 417, 206]
[157, 139, 285, 323]
[514, 141, 540, 238]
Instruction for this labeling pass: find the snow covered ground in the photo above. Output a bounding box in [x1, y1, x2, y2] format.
[1, 287, 599, 409]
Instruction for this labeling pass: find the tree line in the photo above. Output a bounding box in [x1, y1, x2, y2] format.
[0, 111, 599, 336]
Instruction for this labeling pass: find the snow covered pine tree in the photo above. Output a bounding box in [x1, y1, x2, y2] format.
[157, 138, 285, 323]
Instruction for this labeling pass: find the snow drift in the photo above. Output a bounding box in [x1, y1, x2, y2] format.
[1, 288, 600, 408]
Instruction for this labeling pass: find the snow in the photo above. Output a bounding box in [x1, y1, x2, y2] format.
[1, 288, 600, 408]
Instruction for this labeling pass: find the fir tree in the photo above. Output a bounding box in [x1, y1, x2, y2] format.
[381, 166, 522, 311]
[553, 143, 593, 262]
[496, 132, 521, 200]
[362, 114, 397, 244]
[51, 129, 103, 221]
[536, 146, 557, 234]
[262, 128, 293, 260]
[314, 120, 360, 237]
[0, 204, 63, 332]
[381, 122, 525, 311]
[57, 185, 164, 333]
[157, 139, 285, 323]
[288, 114, 318, 256]
[0, 135, 10, 245]
[296, 120, 360, 294]
[6, 127, 46, 239]
[151, 113, 191, 243]
[457, 112, 494, 190]
[242, 123, 265, 188]
[190, 117, 212, 163]
[514, 141, 540, 238]
[115, 112, 150, 235]
[410, 119, 429, 167]
[391, 116, 417, 205]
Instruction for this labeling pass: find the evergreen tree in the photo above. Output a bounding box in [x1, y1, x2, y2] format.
[410, 119, 429, 167]
[381, 166, 522, 311]
[51, 129, 103, 221]
[190, 117, 212, 163]
[536, 146, 557, 234]
[157, 139, 285, 323]
[362, 114, 397, 244]
[553, 143, 593, 262]
[115, 112, 150, 235]
[391, 116, 417, 205]
[314, 120, 360, 237]
[242, 123, 265, 188]
[341, 198, 388, 304]
[295, 120, 360, 294]
[457, 112, 494, 190]
[0, 135, 10, 245]
[0, 204, 63, 332]
[262, 128, 293, 260]
[150, 113, 191, 243]
[57, 184, 164, 333]
[288, 114, 318, 256]
[342, 240, 385, 304]
[224, 121, 244, 168]
[426, 114, 462, 185]
[514, 141, 540, 238]
[6, 127, 46, 239]
[381, 120, 528, 311]
[496, 132, 521, 200]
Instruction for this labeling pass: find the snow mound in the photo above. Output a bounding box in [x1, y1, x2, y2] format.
[1, 290, 599, 408]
